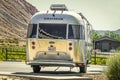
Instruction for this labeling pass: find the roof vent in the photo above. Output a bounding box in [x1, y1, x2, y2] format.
[50, 4, 68, 11]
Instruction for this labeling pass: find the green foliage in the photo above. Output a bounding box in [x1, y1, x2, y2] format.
[92, 30, 102, 40]
[92, 30, 120, 41]
[0, 39, 4, 43]
[0, 47, 26, 61]
[104, 31, 120, 41]
[0, 39, 19, 44]
[116, 47, 120, 52]
[115, 34, 120, 41]
[91, 57, 107, 65]
[90, 53, 108, 65]
[105, 53, 120, 80]
[0, 53, 6, 61]
[7, 39, 19, 44]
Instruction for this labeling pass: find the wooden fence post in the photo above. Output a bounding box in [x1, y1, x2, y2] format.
[5, 48, 8, 61]
[94, 51, 97, 65]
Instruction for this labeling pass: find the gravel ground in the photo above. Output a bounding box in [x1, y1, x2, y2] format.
[0, 74, 108, 80]
[83, 73, 108, 80]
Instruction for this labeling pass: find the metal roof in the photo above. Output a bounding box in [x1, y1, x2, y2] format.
[95, 36, 120, 42]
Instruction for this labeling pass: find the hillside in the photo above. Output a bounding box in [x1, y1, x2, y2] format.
[116, 29, 120, 34]
[0, 0, 38, 39]
[96, 29, 120, 35]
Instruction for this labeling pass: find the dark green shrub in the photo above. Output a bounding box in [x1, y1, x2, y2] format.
[105, 53, 120, 80]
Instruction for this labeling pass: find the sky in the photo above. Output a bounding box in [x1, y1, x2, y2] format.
[26, 0, 120, 30]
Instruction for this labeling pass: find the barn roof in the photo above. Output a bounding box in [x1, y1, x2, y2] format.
[95, 36, 120, 42]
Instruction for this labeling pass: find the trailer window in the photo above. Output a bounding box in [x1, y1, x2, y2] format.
[68, 25, 84, 39]
[27, 24, 37, 38]
[80, 25, 85, 39]
[38, 24, 67, 39]
[68, 25, 75, 39]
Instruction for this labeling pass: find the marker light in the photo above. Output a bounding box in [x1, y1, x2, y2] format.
[32, 41, 35, 45]
[69, 47, 72, 50]
[69, 43, 72, 46]
[32, 46, 35, 49]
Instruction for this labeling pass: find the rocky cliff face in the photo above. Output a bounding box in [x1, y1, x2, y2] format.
[0, 0, 38, 39]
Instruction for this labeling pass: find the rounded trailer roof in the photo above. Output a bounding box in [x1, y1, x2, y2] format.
[29, 10, 84, 25]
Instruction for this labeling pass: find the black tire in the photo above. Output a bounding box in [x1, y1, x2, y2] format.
[79, 66, 87, 73]
[33, 65, 41, 73]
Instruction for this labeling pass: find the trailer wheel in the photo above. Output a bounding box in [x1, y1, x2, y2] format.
[33, 65, 41, 73]
[79, 66, 86, 73]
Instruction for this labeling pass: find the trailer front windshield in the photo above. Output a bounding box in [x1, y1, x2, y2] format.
[38, 24, 67, 39]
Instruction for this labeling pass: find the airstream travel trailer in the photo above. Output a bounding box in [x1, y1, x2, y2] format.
[26, 4, 92, 73]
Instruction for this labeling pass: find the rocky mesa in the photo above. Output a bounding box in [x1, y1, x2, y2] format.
[0, 0, 38, 39]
